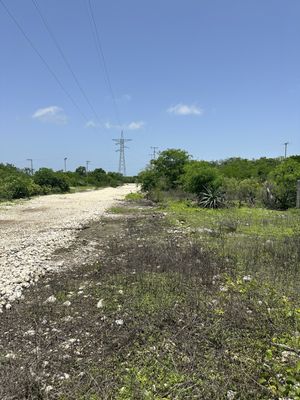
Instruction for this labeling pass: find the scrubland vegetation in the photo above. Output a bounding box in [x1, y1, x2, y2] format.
[1, 150, 300, 399]
[138, 149, 300, 210]
[1, 193, 300, 399]
[0, 163, 134, 201]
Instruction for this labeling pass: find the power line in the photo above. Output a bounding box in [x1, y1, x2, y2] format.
[86, 0, 121, 126]
[0, 0, 89, 122]
[31, 0, 101, 123]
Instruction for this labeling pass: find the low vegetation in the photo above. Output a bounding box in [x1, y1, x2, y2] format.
[1, 148, 300, 398]
[1, 196, 300, 399]
[0, 163, 135, 201]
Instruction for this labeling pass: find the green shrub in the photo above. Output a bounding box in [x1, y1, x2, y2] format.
[151, 148, 190, 189]
[137, 168, 160, 192]
[268, 159, 300, 209]
[237, 178, 260, 205]
[34, 168, 70, 193]
[181, 161, 222, 198]
[0, 176, 30, 199]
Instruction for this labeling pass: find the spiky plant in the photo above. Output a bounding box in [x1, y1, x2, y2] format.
[198, 186, 225, 209]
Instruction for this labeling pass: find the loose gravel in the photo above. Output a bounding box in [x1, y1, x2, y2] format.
[0, 184, 137, 310]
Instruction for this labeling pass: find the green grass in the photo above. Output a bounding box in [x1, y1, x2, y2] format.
[165, 200, 300, 238]
[125, 192, 144, 201]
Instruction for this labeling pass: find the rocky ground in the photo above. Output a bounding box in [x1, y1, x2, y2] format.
[1, 196, 299, 399]
[0, 184, 137, 311]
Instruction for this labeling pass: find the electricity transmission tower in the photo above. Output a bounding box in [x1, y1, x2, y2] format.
[113, 131, 132, 176]
[150, 146, 159, 160]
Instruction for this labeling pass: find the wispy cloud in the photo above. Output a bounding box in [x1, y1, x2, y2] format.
[104, 120, 145, 131]
[85, 120, 100, 128]
[167, 103, 204, 116]
[127, 121, 144, 130]
[32, 106, 67, 124]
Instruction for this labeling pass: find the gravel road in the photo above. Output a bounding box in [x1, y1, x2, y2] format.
[0, 184, 137, 311]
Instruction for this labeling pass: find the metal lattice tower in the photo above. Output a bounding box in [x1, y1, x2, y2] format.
[150, 146, 159, 160]
[113, 131, 132, 176]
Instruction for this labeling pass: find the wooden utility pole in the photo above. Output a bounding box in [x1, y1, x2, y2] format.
[297, 180, 300, 209]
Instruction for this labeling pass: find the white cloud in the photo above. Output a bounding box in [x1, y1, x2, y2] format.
[104, 121, 115, 130]
[104, 120, 145, 131]
[167, 103, 204, 116]
[32, 106, 67, 124]
[127, 121, 144, 130]
[85, 120, 100, 128]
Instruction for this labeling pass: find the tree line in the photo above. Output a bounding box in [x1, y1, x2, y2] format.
[0, 164, 135, 201]
[138, 149, 300, 210]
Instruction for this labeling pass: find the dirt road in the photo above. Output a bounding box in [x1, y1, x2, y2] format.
[0, 184, 137, 310]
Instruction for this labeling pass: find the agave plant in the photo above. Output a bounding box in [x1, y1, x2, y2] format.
[198, 186, 225, 209]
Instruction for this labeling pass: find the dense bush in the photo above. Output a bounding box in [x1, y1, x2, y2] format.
[34, 168, 70, 193]
[0, 162, 132, 201]
[181, 161, 222, 198]
[268, 159, 300, 209]
[138, 149, 300, 210]
[137, 169, 160, 192]
[151, 149, 190, 189]
[0, 164, 43, 200]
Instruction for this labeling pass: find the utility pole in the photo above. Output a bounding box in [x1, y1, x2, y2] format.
[113, 131, 132, 176]
[150, 146, 159, 160]
[27, 158, 33, 175]
[284, 142, 289, 158]
[86, 160, 91, 174]
[64, 157, 67, 172]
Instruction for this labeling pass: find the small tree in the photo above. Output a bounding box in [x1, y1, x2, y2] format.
[151, 149, 190, 189]
[181, 161, 222, 197]
[269, 159, 300, 209]
[137, 168, 160, 192]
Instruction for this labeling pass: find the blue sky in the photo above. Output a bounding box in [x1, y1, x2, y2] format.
[1, 0, 299, 175]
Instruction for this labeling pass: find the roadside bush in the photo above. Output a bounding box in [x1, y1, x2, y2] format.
[33, 168, 70, 193]
[137, 168, 161, 192]
[0, 176, 43, 200]
[0, 176, 31, 199]
[150, 148, 190, 189]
